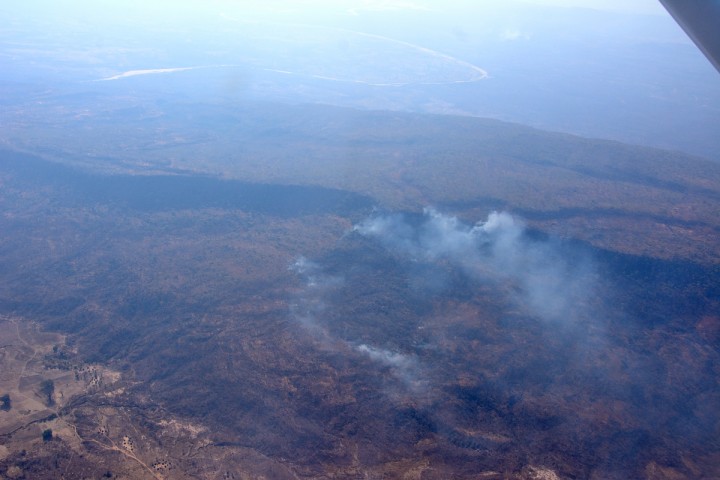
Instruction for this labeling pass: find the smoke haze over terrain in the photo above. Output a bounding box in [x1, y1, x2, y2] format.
[290, 210, 605, 402]
[355, 209, 596, 324]
[2, 1, 720, 478]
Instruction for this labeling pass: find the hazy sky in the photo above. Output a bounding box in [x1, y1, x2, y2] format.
[212, 0, 667, 14]
[214, 0, 669, 16]
[0, 0, 671, 33]
[14, 0, 664, 19]
[519, 0, 666, 15]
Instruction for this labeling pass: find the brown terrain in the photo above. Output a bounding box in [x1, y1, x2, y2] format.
[0, 103, 719, 479]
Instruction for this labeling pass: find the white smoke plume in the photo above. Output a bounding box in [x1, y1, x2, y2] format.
[355, 208, 595, 324]
[355, 343, 425, 392]
[356, 343, 412, 368]
[290, 208, 595, 397]
[288, 256, 344, 339]
[290, 256, 426, 391]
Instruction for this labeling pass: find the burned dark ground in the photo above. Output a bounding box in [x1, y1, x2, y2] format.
[1, 105, 720, 479]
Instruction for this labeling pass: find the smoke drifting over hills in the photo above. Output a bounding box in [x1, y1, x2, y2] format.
[355, 208, 597, 325]
[289, 256, 344, 340]
[283, 207, 720, 477]
[290, 208, 602, 398]
[291, 254, 422, 389]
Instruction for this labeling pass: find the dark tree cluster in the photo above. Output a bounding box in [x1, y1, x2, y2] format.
[39, 380, 54, 407]
[0, 393, 10, 411]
